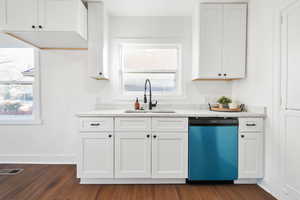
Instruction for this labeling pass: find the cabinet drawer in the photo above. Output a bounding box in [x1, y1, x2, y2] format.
[239, 118, 263, 132]
[152, 118, 188, 132]
[115, 117, 151, 131]
[80, 118, 113, 132]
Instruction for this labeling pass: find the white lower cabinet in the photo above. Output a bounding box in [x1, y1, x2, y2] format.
[152, 133, 188, 178]
[77, 116, 266, 184]
[238, 132, 264, 179]
[80, 134, 114, 178]
[115, 132, 151, 178]
[114, 132, 188, 179]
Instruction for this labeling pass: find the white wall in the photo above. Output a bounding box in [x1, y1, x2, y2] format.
[0, 16, 232, 163]
[0, 51, 96, 163]
[232, 0, 276, 191]
[232, 0, 300, 199]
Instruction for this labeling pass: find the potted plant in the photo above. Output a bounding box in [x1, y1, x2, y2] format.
[217, 96, 232, 108]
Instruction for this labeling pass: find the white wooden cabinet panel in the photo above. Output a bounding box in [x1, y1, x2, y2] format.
[115, 132, 151, 178]
[283, 4, 300, 111]
[0, 0, 38, 31]
[152, 133, 188, 178]
[223, 4, 247, 79]
[115, 117, 151, 132]
[80, 118, 113, 132]
[193, 3, 247, 80]
[239, 118, 264, 132]
[88, 1, 109, 79]
[238, 132, 264, 179]
[0, 0, 87, 48]
[80, 134, 114, 178]
[39, 0, 76, 31]
[198, 4, 223, 79]
[152, 118, 188, 132]
[0, 0, 6, 28]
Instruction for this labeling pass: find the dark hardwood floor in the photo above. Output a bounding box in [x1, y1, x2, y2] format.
[0, 164, 276, 200]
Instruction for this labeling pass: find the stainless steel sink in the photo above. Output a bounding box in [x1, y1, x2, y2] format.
[149, 110, 176, 113]
[124, 110, 176, 114]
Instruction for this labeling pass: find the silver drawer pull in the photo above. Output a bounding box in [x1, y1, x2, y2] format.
[90, 123, 101, 127]
[246, 123, 256, 127]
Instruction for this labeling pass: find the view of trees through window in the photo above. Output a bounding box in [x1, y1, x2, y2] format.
[0, 48, 35, 120]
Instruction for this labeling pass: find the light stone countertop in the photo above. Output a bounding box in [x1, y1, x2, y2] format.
[77, 109, 266, 118]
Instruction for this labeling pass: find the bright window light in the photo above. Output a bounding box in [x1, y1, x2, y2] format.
[0, 48, 39, 123]
[121, 44, 181, 96]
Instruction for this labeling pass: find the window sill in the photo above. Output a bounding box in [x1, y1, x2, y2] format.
[0, 119, 43, 126]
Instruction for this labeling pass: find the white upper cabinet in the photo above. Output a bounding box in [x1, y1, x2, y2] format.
[0, 0, 38, 31]
[193, 2, 247, 80]
[87, 1, 109, 80]
[197, 4, 223, 79]
[0, 0, 87, 48]
[223, 4, 247, 79]
[39, 0, 86, 34]
[0, 0, 4, 27]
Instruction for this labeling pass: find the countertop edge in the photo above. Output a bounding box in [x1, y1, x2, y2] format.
[76, 111, 266, 118]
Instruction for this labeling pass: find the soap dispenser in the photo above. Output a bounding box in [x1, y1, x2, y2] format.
[134, 98, 140, 110]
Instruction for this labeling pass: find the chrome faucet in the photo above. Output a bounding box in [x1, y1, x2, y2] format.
[144, 79, 157, 110]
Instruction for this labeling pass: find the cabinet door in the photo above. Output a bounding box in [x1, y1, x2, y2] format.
[38, 0, 77, 31]
[238, 133, 263, 178]
[0, 0, 38, 31]
[115, 133, 151, 178]
[223, 4, 247, 79]
[0, 0, 5, 28]
[152, 133, 188, 178]
[198, 4, 223, 79]
[87, 1, 109, 79]
[80, 134, 114, 178]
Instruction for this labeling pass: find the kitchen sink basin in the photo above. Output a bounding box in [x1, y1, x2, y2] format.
[124, 110, 176, 114]
[149, 110, 176, 113]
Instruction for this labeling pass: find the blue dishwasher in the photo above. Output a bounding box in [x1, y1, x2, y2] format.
[188, 117, 238, 181]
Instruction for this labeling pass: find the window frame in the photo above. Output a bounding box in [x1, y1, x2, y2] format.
[118, 40, 184, 98]
[0, 48, 41, 125]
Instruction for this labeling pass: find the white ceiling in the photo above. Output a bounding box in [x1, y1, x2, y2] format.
[103, 0, 195, 16]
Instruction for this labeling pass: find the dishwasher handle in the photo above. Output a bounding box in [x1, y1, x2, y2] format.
[189, 117, 238, 126]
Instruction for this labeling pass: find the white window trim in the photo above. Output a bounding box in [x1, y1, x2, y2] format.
[112, 39, 185, 100]
[0, 48, 42, 125]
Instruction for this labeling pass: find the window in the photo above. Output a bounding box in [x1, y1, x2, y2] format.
[120, 43, 182, 96]
[0, 48, 40, 123]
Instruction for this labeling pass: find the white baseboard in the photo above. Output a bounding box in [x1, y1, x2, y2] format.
[234, 178, 261, 184]
[80, 178, 186, 184]
[0, 154, 76, 164]
[258, 180, 282, 200]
